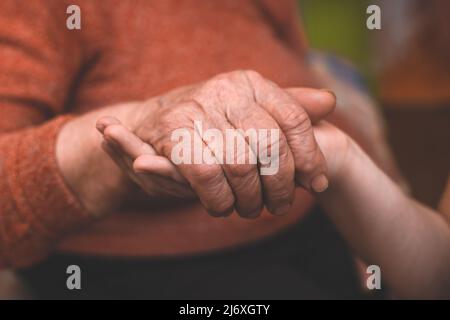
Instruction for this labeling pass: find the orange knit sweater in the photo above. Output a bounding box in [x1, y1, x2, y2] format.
[0, 0, 322, 268]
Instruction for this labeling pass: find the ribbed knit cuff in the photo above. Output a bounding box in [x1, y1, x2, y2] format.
[0, 116, 89, 264]
[3, 115, 89, 241]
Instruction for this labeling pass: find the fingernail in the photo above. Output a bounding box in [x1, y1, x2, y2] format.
[96, 122, 106, 134]
[274, 203, 291, 216]
[311, 174, 329, 193]
[321, 89, 336, 100]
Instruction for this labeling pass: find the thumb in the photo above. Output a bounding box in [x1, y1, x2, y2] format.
[284, 88, 336, 124]
[133, 154, 187, 184]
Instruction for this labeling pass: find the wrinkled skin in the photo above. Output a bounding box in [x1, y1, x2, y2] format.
[98, 70, 336, 218]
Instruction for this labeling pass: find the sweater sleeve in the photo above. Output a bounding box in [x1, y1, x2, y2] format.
[0, 1, 90, 268]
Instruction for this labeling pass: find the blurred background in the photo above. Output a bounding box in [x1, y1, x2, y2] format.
[0, 0, 449, 299]
[300, 0, 450, 208]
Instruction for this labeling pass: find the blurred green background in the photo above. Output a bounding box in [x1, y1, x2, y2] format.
[299, 0, 450, 208]
[299, 0, 375, 89]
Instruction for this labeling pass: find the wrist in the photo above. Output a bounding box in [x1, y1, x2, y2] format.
[313, 123, 355, 185]
[56, 103, 141, 216]
[329, 137, 360, 186]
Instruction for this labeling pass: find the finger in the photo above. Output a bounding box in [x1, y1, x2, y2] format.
[205, 110, 264, 219]
[150, 101, 236, 217]
[101, 139, 134, 174]
[103, 140, 193, 198]
[100, 118, 186, 183]
[247, 71, 329, 192]
[284, 88, 336, 123]
[96, 116, 121, 134]
[223, 100, 295, 217]
[134, 154, 187, 183]
[135, 172, 196, 198]
[103, 123, 156, 158]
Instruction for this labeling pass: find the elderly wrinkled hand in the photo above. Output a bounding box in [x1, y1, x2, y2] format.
[97, 70, 336, 218]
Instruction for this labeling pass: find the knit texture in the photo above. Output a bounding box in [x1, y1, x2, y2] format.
[0, 0, 330, 267]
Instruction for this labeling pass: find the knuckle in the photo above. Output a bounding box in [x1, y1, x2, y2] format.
[161, 103, 201, 130]
[276, 136, 290, 159]
[267, 186, 293, 207]
[226, 163, 257, 180]
[242, 69, 263, 82]
[264, 170, 294, 201]
[157, 110, 177, 128]
[208, 73, 235, 88]
[259, 132, 281, 153]
[278, 149, 295, 175]
[283, 108, 312, 134]
[191, 165, 223, 185]
[196, 77, 236, 105]
[205, 191, 235, 216]
[268, 178, 292, 197]
[213, 199, 235, 216]
[260, 134, 288, 163]
[177, 101, 204, 118]
[295, 151, 321, 174]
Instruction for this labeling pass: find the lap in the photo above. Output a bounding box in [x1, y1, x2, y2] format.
[18, 207, 363, 299]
